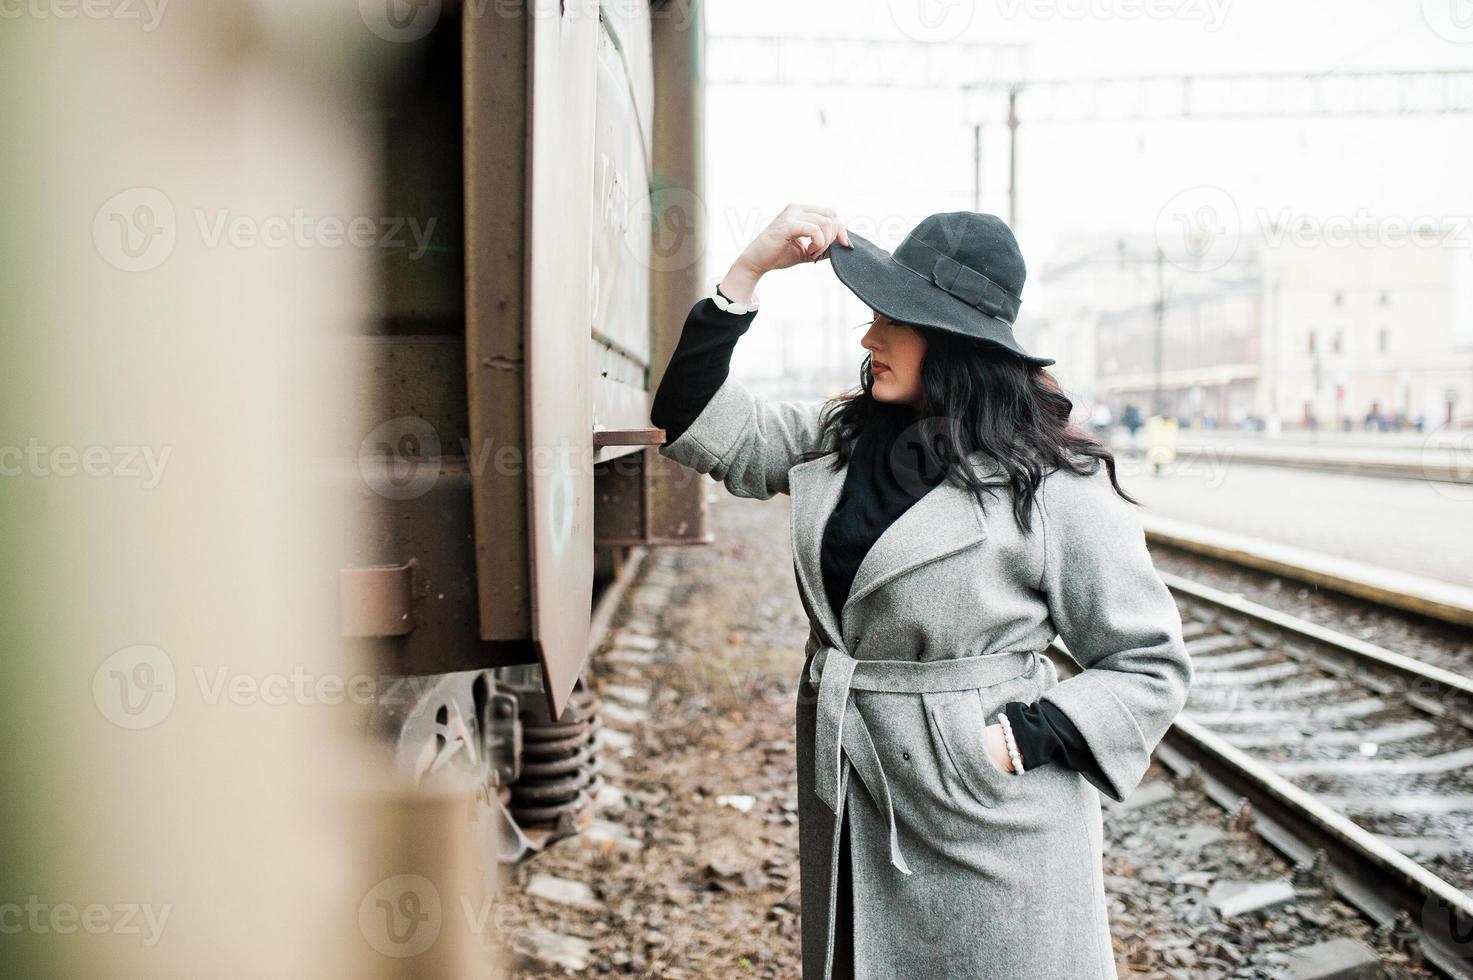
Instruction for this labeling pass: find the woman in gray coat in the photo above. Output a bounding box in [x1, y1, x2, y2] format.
[651, 205, 1193, 980]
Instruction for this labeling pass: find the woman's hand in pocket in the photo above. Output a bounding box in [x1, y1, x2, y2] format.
[983, 723, 1016, 773]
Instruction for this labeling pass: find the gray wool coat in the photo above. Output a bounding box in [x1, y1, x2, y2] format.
[657, 374, 1194, 980]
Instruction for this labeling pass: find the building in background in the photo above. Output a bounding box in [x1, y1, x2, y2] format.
[1036, 222, 1473, 433]
[1262, 218, 1471, 432]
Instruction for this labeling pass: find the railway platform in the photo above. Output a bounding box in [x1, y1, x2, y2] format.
[1108, 429, 1473, 486]
[1097, 449, 1473, 598]
[495, 491, 1442, 979]
[1140, 513, 1473, 629]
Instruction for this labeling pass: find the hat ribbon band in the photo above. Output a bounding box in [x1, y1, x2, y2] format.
[930, 254, 1021, 325]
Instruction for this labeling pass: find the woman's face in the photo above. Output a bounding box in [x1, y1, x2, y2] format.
[861, 312, 927, 410]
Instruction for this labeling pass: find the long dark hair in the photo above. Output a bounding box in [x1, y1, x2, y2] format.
[798, 322, 1137, 534]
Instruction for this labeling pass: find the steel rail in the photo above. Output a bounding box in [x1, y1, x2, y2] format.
[1159, 571, 1473, 716]
[1158, 716, 1473, 978]
[1049, 640, 1473, 976]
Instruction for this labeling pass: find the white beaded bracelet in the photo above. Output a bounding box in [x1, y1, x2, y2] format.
[709, 275, 760, 314]
[995, 711, 1025, 774]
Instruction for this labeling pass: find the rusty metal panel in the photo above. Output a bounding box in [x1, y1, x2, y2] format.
[464, 8, 535, 648]
[346, 336, 470, 449]
[344, 457, 537, 673]
[645, 0, 711, 546]
[465, 0, 598, 719]
[591, 11, 655, 465]
[599, 0, 655, 172]
[593, 448, 648, 545]
[522, 0, 599, 718]
[380, 20, 466, 335]
[340, 562, 416, 638]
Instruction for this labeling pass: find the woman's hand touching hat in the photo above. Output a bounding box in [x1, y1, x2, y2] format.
[734, 203, 851, 276]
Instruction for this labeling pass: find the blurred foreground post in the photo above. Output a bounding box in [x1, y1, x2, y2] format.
[0, 5, 492, 977]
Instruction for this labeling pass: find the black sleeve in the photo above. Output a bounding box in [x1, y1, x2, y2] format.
[650, 296, 759, 446]
[1002, 699, 1109, 786]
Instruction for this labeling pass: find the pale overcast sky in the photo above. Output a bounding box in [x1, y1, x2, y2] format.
[701, 0, 1473, 389]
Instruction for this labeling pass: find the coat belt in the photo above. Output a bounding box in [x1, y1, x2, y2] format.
[807, 644, 1041, 875]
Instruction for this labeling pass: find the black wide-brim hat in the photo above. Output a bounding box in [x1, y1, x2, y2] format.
[826, 211, 1055, 368]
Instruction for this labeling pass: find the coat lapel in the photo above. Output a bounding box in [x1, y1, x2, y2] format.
[789, 449, 1011, 652]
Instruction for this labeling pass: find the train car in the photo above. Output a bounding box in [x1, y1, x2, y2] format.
[344, 0, 712, 870]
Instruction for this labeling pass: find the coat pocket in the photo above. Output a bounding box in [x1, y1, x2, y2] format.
[923, 687, 1019, 810]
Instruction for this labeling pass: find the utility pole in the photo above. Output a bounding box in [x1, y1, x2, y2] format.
[1007, 89, 1019, 230]
[1153, 245, 1165, 418]
[972, 123, 982, 211]
[1266, 279, 1281, 436]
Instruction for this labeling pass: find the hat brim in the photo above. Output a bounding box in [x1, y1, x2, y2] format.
[825, 231, 1056, 368]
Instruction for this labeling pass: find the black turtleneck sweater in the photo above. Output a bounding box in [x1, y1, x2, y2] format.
[818, 399, 944, 628]
[651, 295, 1102, 782]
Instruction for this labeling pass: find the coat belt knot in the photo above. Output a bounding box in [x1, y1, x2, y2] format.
[807, 644, 1042, 876]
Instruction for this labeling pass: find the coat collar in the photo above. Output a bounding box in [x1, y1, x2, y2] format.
[789, 449, 1010, 652]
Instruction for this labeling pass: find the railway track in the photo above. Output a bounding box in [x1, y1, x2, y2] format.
[1054, 571, 1473, 976]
